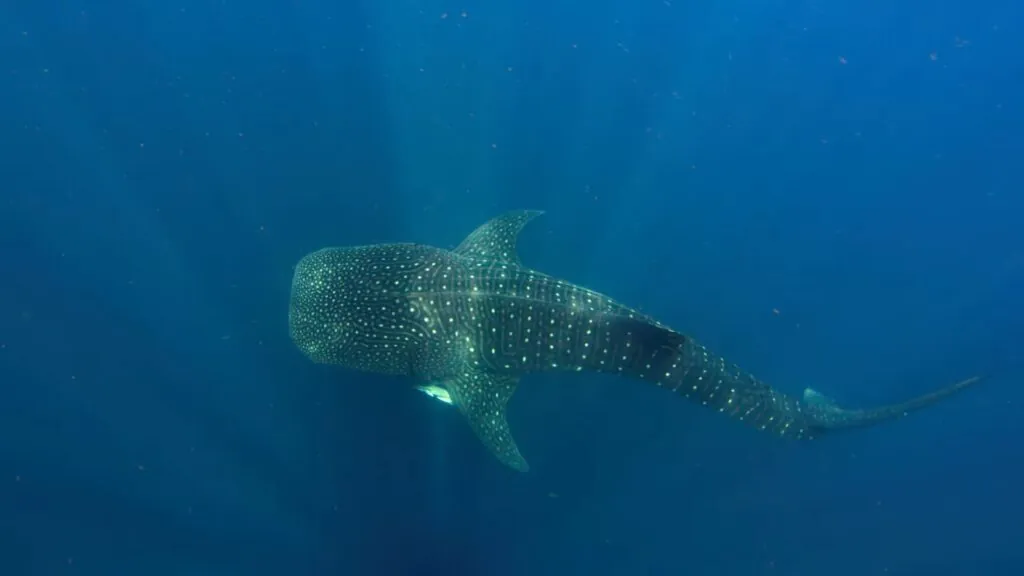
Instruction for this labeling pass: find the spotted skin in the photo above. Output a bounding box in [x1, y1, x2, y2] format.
[289, 210, 981, 471]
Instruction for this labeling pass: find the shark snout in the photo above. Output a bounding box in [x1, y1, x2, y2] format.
[288, 248, 360, 364]
[289, 253, 332, 360]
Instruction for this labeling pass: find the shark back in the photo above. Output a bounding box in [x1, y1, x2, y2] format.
[456, 288, 980, 441]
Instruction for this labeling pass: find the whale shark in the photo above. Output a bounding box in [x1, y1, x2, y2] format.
[288, 210, 980, 471]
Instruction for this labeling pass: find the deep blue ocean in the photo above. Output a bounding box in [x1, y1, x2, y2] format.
[1, 1, 1022, 574]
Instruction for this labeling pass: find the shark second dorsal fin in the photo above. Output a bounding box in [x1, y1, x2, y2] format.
[453, 210, 544, 265]
[445, 369, 529, 472]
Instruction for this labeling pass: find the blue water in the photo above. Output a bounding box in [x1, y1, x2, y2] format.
[1, 0, 1022, 574]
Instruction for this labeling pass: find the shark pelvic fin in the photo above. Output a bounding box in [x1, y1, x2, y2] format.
[454, 210, 544, 266]
[445, 370, 529, 472]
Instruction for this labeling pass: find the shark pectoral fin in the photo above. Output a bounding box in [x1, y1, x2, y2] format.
[445, 370, 529, 472]
[453, 210, 544, 265]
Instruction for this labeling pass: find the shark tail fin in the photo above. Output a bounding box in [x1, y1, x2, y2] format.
[613, 325, 980, 441]
[804, 376, 982, 431]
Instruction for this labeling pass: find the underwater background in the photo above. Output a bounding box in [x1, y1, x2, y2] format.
[1, 0, 1022, 574]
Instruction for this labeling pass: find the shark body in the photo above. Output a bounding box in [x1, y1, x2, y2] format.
[288, 210, 979, 471]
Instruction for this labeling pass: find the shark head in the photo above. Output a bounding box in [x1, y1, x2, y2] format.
[288, 247, 360, 364]
[288, 243, 458, 375]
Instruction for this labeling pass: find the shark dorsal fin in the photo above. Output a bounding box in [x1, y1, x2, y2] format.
[453, 210, 544, 265]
